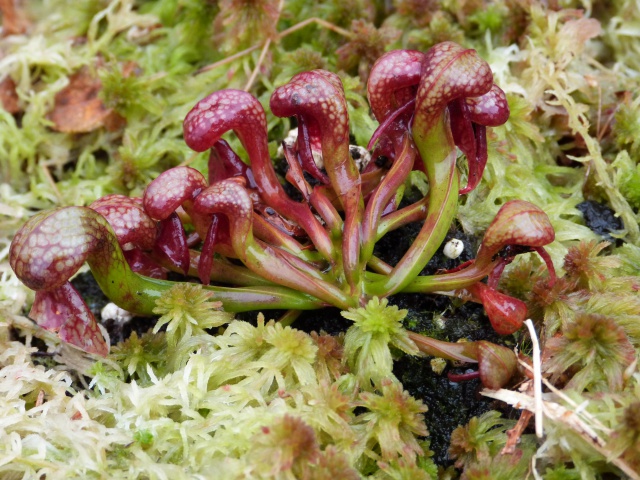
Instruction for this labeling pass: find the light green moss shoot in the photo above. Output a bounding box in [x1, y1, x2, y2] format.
[3, 0, 640, 478]
[342, 297, 419, 389]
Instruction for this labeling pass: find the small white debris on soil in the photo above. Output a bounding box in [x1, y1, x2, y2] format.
[430, 357, 447, 375]
[277, 128, 298, 155]
[443, 238, 464, 259]
[277, 128, 325, 168]
[277, 128, 372, 172]
[101, 302, 133, 324]
[349, 145, 371, 171]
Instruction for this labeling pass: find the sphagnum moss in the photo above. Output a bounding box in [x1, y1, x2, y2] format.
[2, 0, 640, 478]
[1, 303, 439, 478]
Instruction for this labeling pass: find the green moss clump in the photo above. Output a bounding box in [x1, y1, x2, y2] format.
[0, 298, 437, 478]
[3, 0, 640, 477]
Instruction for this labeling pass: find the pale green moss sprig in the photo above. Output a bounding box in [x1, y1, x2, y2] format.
[254, 318, 319, 388]
[190, 315, 321, 398]
[297, 379, 356, 449]
[584, 291, 640, 346]
[383, 2, 466, 52]
[562, 241, 627, 292]
[449, 410, 536, 479]
[84, 0, 159, 55]
[608, 378, 640, 472]
[246, 414, 361, 479]
[272, 46, 329, 86]
[210, 315, 272, 366]
[613, 94, 640, 161]
[356, 378, 428, 464]
[612, 150, 640, 212]
[603, 0, 640, 72]
[109, 330, 168, 384]
[152, 282, 233, 348]
[449, 411, 516, 470]
[375, 456, 436, 480]
[545, 313, 636, 392]
[466, 3, 509, 37]
[532, 374, 640, 477]
[452, 442, 534, 480]
[342, 297, 419, 389]
[615, 242, 640, 276]
[0, 73, 74, 190]
[308, 332, 346, 384]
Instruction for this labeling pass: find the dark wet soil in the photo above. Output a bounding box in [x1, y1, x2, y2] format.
[371, 218, 513, 464]
[576, 200, 624, 241]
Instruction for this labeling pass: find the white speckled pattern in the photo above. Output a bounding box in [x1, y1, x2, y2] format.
[143, 166, 207, 220]
[270, 70, 349, 144]
[183, 89, 267, 152]
[196, 180, 252, 218]
[415, 42, 493, 129]
[466, 84, 510, 126]
[90, 194, 156, 249]
[367, 49, 425, 121]
[194, 179, 254, 245]
[481, 200, 555, 257]
[9, 207, 106, 291]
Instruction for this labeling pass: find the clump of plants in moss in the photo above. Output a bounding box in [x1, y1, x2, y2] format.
[2, 0, 640, 478]
[10, 40, 560, 394]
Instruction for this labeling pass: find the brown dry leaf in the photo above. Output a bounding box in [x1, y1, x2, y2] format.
[0, 0, 30, 36]
[48, 66, 125, 133]
[560, 17, 602, 52]
[0, 76, 20, 113]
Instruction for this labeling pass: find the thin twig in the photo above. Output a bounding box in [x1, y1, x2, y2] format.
[524, 319, 543, 438]
[178, 151, 200, 167]
[196, 17, 353, 77]
[40, 164, 64, 205]
[244, 37, 272, 92]
[244, 0, 282, 91]
[502, 410, 533, 454]
[196, 43, 263, 75]
[275, 17, 353, 40]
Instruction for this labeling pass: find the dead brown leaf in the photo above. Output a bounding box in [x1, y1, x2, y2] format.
[0, 76, 20, 113]
[48, 66, 125, 133]
[0, 0, 30, 36]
